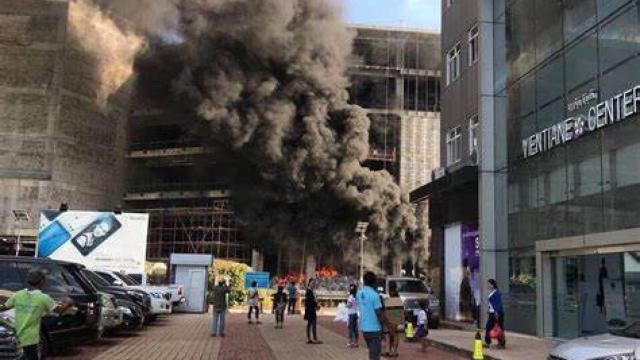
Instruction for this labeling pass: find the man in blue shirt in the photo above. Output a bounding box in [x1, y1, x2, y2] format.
[357, 272, 390, 360]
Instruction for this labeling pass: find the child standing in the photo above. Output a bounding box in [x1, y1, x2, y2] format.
[346, 284, 359, 348]
[247, 281, 261, 324]
[416, 303, 430, 352]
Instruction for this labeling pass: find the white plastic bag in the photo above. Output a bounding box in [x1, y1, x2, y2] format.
[334, 302, 349, 323]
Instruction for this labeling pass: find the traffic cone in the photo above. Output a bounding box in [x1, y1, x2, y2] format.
[404, 322, 415, 342]
[473, 330, 484, 360]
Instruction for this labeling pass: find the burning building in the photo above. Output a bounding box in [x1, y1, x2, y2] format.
[349, 26, 441, 193]
[0, 0, 138, 254]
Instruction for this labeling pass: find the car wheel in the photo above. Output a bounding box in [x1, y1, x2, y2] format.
[429, 318, 440, 329]
[138, 315, 146, 330]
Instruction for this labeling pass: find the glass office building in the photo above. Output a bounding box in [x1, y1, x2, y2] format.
[501, 0, 640, 337]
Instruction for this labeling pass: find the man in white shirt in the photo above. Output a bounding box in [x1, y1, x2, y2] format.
[247, 281, 261, 324]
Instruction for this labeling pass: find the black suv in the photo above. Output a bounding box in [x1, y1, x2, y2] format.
[0, 256, 101, 355]
[80, 269, 147, 330]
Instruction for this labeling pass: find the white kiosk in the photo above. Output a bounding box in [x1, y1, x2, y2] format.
[170, 253, 213, 313]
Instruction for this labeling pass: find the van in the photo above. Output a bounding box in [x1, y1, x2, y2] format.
[376, 276, 441, 328]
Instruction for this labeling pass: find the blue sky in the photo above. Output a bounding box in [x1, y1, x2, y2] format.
[341, 0, 441, 31]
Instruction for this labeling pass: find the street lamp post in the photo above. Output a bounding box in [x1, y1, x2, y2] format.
[355, 222, 369, 285]
[12, 209, 30, 257]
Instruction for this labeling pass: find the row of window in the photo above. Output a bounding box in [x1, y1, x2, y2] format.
[445, 115, 479, 166]
[446, 25, 479, 86]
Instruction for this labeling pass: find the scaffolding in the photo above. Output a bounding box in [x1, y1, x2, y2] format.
[144, 200, 250, 264]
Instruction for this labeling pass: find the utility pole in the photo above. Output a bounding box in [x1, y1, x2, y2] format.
[12, 209, 30, 257]
[355, 222, 369, 285]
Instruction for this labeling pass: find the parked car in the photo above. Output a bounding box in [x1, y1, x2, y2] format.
[80, 270, 146, 330]
[126, 273, 185, 307]
[92, 270, 172, 317]
[0, 294, 22, 360]
[0, 256, 101, 356]
[97, 292, 123, 335]
[376, 276, 441, 328]
[111, 272, 184, 307]
[548, 322, 640, 360]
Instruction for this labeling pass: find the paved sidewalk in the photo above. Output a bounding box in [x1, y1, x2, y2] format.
[93, 314, 221, 360]
[318, 316, 465, 360]
[51, 311, 473, 359]
[427, 328, 556, 360]
[259, 315, 368, 360]
[50, 315, 221, 360]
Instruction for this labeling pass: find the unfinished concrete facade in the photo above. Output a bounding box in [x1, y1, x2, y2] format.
[0, 0, 130, 251]
[124, 94, 251, 264]
[349, 26, 441, 193]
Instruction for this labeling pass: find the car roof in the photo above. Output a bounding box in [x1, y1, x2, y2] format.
[0, 255, 85, 268]
[385, 276, 420, 280]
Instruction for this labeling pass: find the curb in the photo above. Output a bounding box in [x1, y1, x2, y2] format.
[426, 338, 502, 360]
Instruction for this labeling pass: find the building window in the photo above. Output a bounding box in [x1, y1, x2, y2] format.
[469, 115, 479, 158]
[446, 43, 461, 86]
[446, 127, 462, 166]
[468, 25, 479, 65]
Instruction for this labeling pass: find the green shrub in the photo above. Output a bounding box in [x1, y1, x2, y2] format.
[210, 259, 251, 307]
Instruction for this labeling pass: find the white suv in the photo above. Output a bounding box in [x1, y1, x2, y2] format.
[92, 270, 172, 315]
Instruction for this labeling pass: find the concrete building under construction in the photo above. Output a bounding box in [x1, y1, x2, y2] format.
[349, 26, 441, 193]
[123, 99, 251, 264]
[125, 25, 441, 272]
[0, 4, 441, 273]
[0, 0, 132, 254]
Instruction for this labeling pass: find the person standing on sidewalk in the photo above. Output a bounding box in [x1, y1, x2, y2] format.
[211, 279, 229, 337]
[484, 279, 506, 348]
[357, 272, 390, 360]
[304, 278, 322, 344]
[247, 280, 261, 324]
[273, 285, 287, 329]
[287, 281, 297, 314]
[0, 269, 74, 360]
[346, 284, 359, 348]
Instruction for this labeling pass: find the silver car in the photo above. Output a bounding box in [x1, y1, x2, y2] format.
[548, 322, 640, 360]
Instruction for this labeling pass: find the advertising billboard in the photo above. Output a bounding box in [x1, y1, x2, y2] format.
[38, 210, 149, 274]
[444, 221, 480, 323]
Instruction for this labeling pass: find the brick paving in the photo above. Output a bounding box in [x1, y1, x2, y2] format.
[50, 312, 466, 360]
[51, 314, 221, 360]
[259, 314, 368, 360]
[317, 316, 466, 360]
[218, 312, 276, 360]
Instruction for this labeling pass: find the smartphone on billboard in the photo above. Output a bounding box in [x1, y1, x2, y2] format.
[37, 221, 72, 258]
[38, 212, 91, 257]
[70, 213, 122, 256]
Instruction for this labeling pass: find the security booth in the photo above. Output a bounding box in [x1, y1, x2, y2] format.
[170, 253, 213, 313]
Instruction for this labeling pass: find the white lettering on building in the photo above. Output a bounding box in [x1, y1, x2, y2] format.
[522, 85, 640, 159]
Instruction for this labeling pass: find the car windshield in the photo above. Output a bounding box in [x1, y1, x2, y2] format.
[613, 322, 640, 339]
[82, 270, 110, 287]
[128, 274, 143, 285]
[391, 280, 428, 293]
[113, 272, 136, 286]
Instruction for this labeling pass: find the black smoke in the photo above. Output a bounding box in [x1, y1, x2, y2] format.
[132, 0, 418, 259]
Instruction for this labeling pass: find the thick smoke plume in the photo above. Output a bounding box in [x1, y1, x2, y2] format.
[114, 0, 418, 261]
[67, 0, 144, 106]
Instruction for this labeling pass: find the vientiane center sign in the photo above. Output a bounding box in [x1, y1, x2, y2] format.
[522, 85, 640, 159]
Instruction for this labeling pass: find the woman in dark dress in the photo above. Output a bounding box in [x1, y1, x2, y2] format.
[304, 278, 322, 344]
